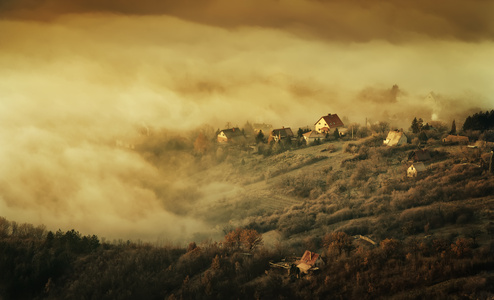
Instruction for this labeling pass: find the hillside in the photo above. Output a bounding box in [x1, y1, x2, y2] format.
[188, 136, 494, 246]
[1, 135, 494, 299]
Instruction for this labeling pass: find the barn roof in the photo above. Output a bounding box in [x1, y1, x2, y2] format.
[298, 250, 320, 266]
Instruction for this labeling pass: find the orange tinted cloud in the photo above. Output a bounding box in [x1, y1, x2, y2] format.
[1, 0, 493, 42]
[0, 4, 492, 242]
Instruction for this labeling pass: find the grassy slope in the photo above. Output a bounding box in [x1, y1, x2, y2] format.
[189, 137, 494, 251]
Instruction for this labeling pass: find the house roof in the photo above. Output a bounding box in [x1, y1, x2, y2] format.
[303, 130, 325, 139]
[315, 114, 344, 128]
[297, 250, 320, 266]
[220, 128, 243, 139]
[271, 127, 294, 138]
[384, 130, 407, 146]
[410, 162, 426, 172]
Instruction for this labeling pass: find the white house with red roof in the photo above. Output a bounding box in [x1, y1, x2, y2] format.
[314, 113, 344, 134]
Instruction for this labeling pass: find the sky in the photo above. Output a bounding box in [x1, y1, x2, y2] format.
[1, 0, 493, 242]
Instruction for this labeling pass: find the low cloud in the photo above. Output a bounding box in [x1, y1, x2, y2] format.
[0, 11, 492, 242]
[357, 84, 403, 104]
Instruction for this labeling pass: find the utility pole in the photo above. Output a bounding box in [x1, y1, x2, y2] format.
[490, 148, 494, 174]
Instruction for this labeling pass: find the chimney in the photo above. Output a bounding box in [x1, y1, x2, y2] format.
[328, 113, 332, 116]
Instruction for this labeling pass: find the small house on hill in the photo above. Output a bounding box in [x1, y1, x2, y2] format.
[315, 113, 344, 134]
[268, 127, 294, 143]
[443, 135, 469, 144]
[296, 250, 323, 274]
[408, 149, 431, 162]
[384, 130, 408, 146]
[302, 130, 326, 145]
[407, 162, 427, 178]
[217, 128, 244, 143]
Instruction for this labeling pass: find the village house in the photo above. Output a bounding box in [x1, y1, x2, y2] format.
[443, 135, 469, 144]
[407, 162, 427, 178]
[296, 250, 323, 274]
[408, 149, 431, 162]
[302, 130, 326, 145]
[384, 130, 408, 146]
[268, 127, 294, 143]
[217, 127, 244, 143]
[314, 113, 344, 134]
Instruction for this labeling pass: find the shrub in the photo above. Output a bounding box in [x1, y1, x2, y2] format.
[345, 143, 359, 154]
[323, 231, 354, 256]
[451, 238, 473, 258]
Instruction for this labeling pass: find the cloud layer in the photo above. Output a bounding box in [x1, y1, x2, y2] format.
[1, 0, 494, 42]
[0, 5, 492, 241]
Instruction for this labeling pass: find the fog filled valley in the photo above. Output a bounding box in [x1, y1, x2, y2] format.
[2, 0, 494, 298]
[2, 113, 494, 298]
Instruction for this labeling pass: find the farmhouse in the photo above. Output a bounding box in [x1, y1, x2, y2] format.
[314, 113, 344, 134]
[268, 127, 294, 143]
[443, 135, 469, 143]
[217, 128, 244, 143]
[407, 162, 426, 178]
[302, 130, 326, 145]
[296, 250, 323, 274]
[383, 130, 408, 146]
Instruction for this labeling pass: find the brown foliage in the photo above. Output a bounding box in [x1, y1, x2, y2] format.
[380, 238, 401, 259]
[323, 231, 354, 256]
[451, 238, 473, 258]
[223, 228, 263, 251]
